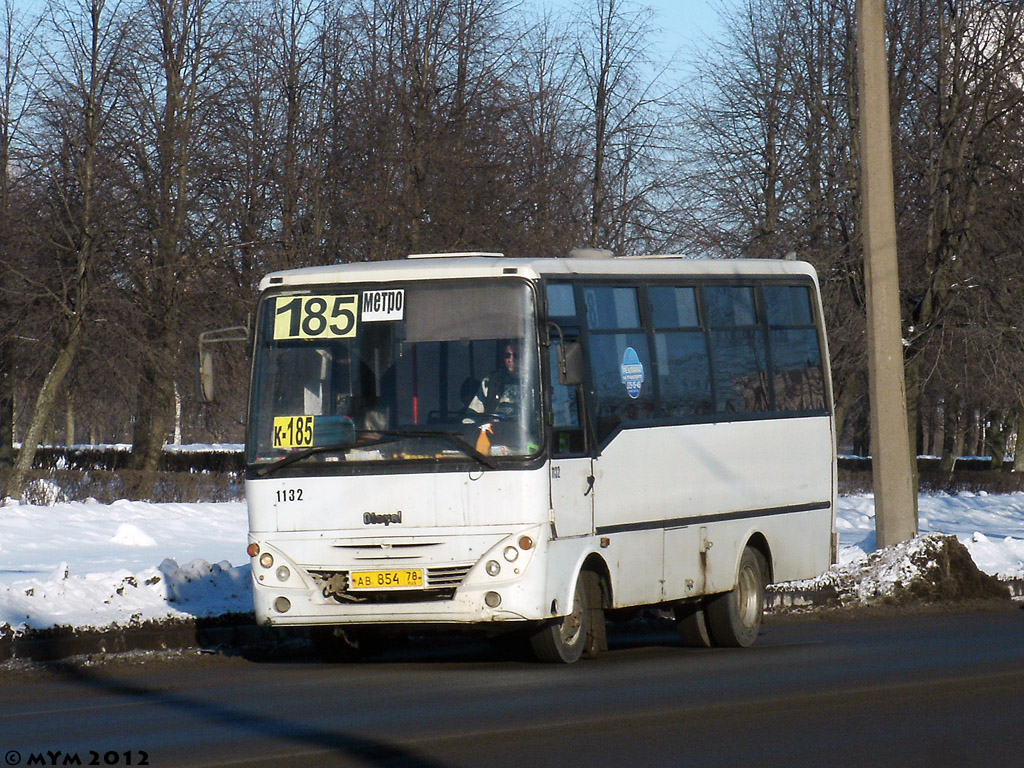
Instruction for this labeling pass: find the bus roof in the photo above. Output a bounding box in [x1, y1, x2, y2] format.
[258, 254, 819, 291]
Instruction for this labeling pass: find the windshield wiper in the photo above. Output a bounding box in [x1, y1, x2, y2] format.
[255, 441, 360, 477]
[374, 429, 497, 470]
[255, 428, 495, 477]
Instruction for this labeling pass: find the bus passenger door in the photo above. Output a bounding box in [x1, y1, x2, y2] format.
[548, 337, 593, 538]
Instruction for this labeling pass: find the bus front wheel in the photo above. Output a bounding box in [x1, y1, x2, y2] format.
[705, 547, 767, 648]
[529, 574, 590, 663]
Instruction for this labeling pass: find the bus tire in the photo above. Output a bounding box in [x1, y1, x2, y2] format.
[674, 600, 713, 648]
[529, 574, 589, 663]
[581, 569, 608, 658]
[705, 547, 766, 648]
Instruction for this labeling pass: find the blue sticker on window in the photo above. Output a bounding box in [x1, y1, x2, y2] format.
[621, 346, 645, 399]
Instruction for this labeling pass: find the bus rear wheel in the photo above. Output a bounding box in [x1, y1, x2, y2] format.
[529, 574, 590, 663]
[705, 547, 767, 648]
[674, 601, 713, 648]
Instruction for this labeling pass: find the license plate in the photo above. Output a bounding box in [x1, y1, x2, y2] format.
[349, 569, 424, 590]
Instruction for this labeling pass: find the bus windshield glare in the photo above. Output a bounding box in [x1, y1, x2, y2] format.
[247, 280, 541, 467]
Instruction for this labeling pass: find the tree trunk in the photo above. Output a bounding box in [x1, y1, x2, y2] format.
[833, 384, 857, 455]
[853, 405, 870, 458]
[6, 323, 82, 499]
[988, 412, 1011, 471]
[1014, 412, 1024, 473]
[173, 381, 181, 445]
[0, 350, 13, 467]
[923, 401, 939, 456]
[130, 346, 175, 472]
[966, 409, 983, 456]
[940, 396, 964, 473]
[903, 354, 923, 459]
[65, 397, 75, 446]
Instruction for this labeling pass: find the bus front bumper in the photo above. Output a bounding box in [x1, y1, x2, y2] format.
[249, 527, 551, 627]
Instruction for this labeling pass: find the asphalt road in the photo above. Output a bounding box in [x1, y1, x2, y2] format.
[1, 607, 1023, 768]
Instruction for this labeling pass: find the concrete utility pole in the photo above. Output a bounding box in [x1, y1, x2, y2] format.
[856, 0, 918, 547]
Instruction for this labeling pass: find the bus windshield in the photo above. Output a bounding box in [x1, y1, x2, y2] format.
[247, 279, 541, 468]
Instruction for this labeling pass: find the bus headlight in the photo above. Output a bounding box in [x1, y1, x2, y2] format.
[484, 591, 501, 608]
[276, 566, 291, 582]
[259, 553, 274, 569]
[485, 560, 501, 577]
[503, 546, 519, 562]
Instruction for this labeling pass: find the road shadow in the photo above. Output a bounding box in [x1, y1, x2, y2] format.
[14, 617, 694, 767]
[31, 655, 453, 768]
[239, 613, 689, 666]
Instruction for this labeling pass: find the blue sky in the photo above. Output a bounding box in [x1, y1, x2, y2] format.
[543, 0, 735, 76]
[645, 0, 726, 44]
[640, 0, 728, 73]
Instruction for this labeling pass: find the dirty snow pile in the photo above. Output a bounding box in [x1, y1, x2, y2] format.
[775, 491, 1024, 608]
[0, 484, 1022, 637]
[775, 532, 1011, 607]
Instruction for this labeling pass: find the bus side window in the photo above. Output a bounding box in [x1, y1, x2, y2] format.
[764, 285, 826, 412]
[550, 340, 585, 454]
[649, 285, 713, 418]
[704, 285, 770, 414]
[583, 285, 655, 441]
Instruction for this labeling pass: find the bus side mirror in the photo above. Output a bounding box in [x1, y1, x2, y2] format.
[197, 325, 251, 404]
[558, 341, 585, 386]
[198, 349, 216, 403]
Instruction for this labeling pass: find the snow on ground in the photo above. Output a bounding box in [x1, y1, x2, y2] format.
[0, 488, 1022, 636]
[837, 492, 1024, 577]
[0, 490, 251, 634]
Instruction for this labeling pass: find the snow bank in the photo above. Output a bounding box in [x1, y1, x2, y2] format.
[780, 533, 1010, 607]
[0, 557, 251, 636]
[0, 492, 1020, 637]
[838, 492, 1024, 579]
[0, 499, 249, 636]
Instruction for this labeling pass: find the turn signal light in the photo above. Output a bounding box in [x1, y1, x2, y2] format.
[518, 536, 534, 550]
[247, 542, 260, 558]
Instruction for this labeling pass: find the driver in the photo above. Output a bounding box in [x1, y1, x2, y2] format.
[464, 340, 524, 425]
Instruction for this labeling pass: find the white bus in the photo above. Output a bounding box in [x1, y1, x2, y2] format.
[242, 252, 836, 662]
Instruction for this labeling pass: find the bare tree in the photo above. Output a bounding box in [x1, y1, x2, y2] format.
[327, 0, 522, 260]
[571, 0, 676, 255]
[895, 1, 1024, 454]
[505, 10, 588, 256]
[684, 0, 1024, 460]
[205, 0, 278, 289]
[4, 0, 126, 498]
[685, 0, 810, 254]
[0, 0, 40, 470]
[683, 0, 866, 438]
[120, 0, 233, 470]
[264, 0, 328, 268]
